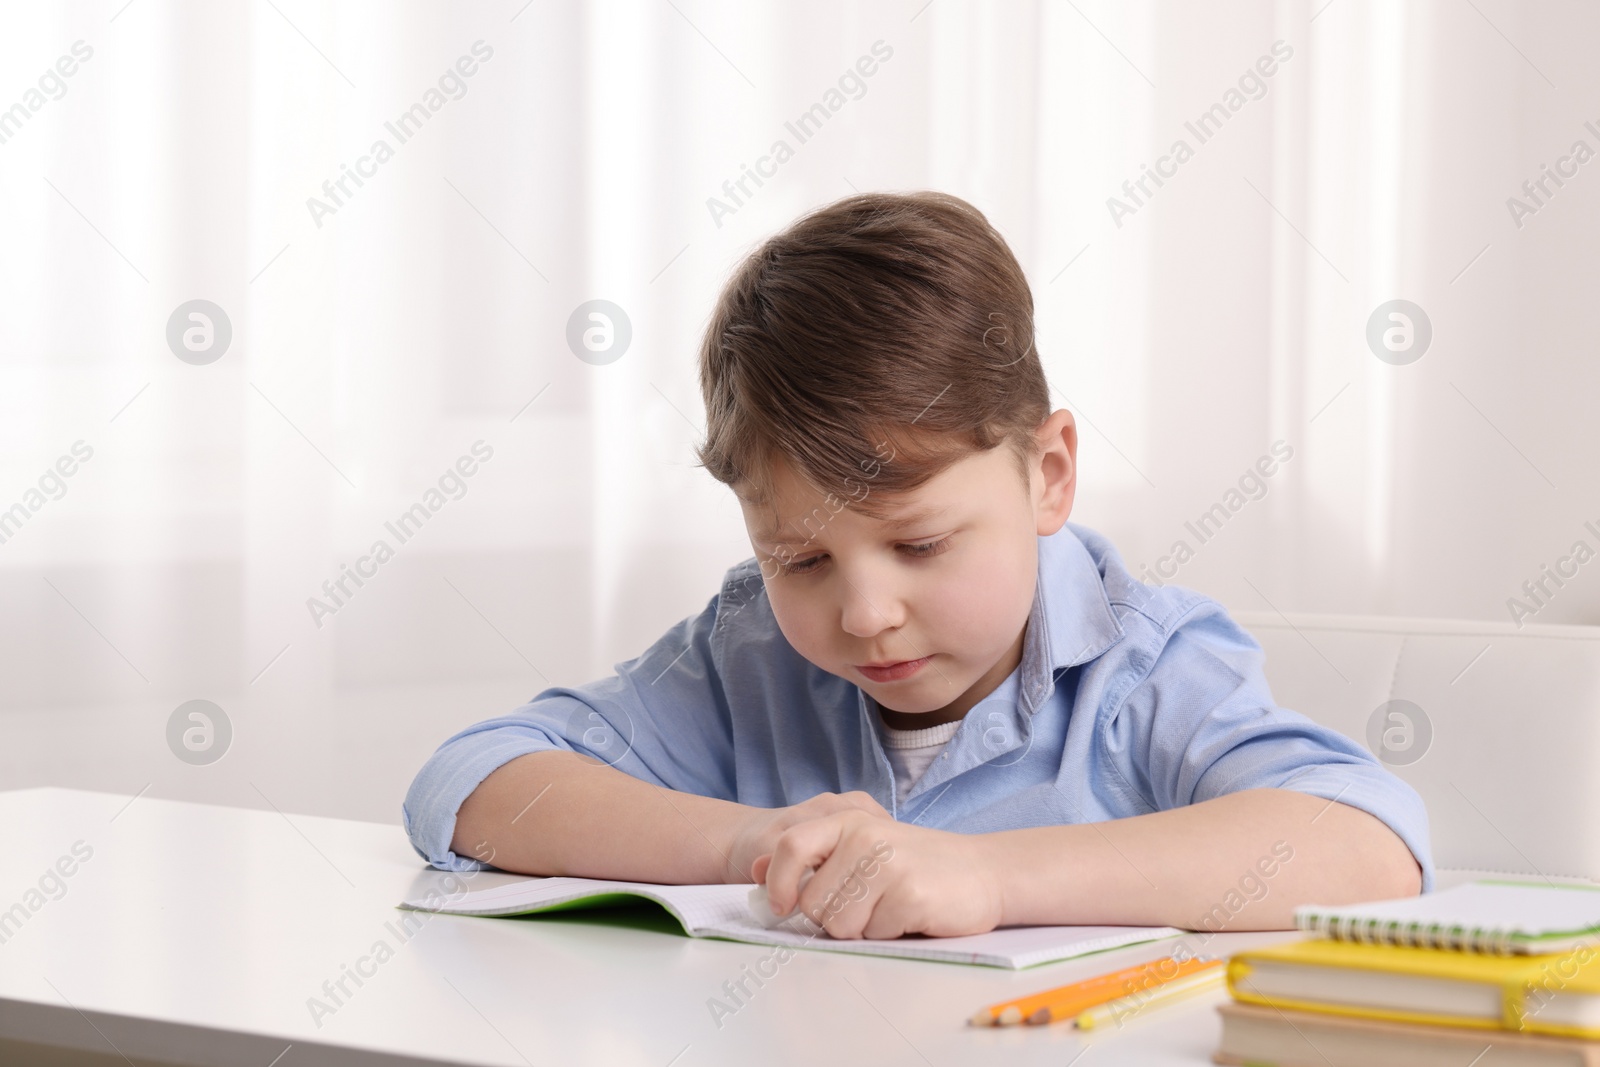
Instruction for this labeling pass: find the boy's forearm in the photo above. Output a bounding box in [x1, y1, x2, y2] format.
[982, 788, 1423, 930]
[450, 750, 749, 882]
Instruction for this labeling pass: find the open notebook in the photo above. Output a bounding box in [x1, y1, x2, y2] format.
[1295, 879, 1600, 953]
[398, 876, 1182, 969]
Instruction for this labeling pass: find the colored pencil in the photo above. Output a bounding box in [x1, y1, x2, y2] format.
[1072, 965, 1225, 1030]
[967, 955, 1220, 1027]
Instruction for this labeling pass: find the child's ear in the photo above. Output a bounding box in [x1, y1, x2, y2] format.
[1033, 408, 1078, 534]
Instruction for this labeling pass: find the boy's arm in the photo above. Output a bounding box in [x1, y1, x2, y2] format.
[406, 579, 835, 876]
[452, 749, 891, 883]
[985, 786, 1422, 929]
[760, 787, 1421, 939]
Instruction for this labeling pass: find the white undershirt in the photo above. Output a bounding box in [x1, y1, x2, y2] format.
[876, 713, 963, 806]
[871, 663, 1026, 806]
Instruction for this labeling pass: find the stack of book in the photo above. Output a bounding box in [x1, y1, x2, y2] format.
[1214, 880, 1600, 1066]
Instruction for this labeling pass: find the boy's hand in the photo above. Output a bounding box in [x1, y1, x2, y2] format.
[756, 812, 1005, 939]
[726, 791, 891, 884]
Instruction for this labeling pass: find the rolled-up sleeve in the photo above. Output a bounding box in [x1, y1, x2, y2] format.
[1106, 605, 1437, 893]
[402, 588, 737, 871]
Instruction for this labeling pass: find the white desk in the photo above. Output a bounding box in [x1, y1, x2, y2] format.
[0, 787, 1302, 1066]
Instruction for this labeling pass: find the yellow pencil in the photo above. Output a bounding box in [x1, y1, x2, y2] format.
[1072, 966, 1226, 1030]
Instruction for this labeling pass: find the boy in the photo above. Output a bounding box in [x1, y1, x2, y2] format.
[403, 191, 1430, 940]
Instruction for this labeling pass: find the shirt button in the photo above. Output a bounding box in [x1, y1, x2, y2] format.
[941, 752, 949, 759]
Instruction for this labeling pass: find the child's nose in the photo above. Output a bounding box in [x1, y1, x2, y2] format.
[838, 573, 906, 637]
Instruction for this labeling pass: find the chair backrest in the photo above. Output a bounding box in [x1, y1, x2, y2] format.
[1231, 610, 1600, 888]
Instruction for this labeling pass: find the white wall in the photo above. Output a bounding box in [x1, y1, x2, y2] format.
[1, 0, 1594, 825]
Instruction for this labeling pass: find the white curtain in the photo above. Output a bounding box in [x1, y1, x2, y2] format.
[2, 0, 1593, 822]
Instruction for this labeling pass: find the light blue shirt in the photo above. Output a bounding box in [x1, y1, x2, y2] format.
[403, 522, 1435, 892]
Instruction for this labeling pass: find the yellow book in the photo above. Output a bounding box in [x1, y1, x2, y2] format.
[1228, 938, 1600, 1040]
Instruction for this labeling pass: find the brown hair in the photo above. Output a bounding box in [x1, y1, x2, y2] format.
[694, 190, 1050, 529]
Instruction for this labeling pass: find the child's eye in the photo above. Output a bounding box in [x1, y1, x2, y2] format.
[775, 537, 952, 576]
[899, 536, 953, 559]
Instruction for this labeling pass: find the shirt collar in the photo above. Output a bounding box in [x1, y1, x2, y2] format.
[1017, 522, 1126, 715]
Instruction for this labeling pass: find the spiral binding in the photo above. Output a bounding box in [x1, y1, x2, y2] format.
[1299, 911, 1519, 955]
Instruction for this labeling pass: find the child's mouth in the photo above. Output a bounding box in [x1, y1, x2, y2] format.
[856, 656, 933, 683]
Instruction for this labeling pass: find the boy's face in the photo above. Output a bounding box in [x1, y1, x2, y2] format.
[740, 410, 1077, 725]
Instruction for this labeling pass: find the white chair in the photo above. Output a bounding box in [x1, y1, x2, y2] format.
[1232, 611, 1600, 890]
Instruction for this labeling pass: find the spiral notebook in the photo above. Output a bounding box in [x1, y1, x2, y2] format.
[1294, 879, 1600, 954]
[397, 875, 1182, 969]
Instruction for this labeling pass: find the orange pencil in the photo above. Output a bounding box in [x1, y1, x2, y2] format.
[968, 956, 1222, 1027]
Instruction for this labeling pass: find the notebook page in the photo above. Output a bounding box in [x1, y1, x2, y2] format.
[401, 875, 1183, 969]
[695, 912, 1184, 969]
[1297, 881, 1600, 941]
